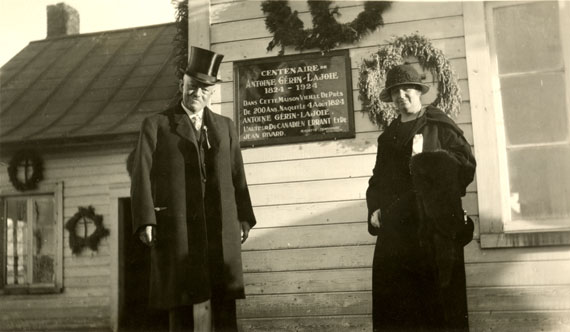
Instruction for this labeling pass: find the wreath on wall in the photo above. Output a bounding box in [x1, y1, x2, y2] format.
[7, 149, 44, 191]
[261, 0, 391, 55]
[65, 206, 109, 254]
[358, 33, 462, 129]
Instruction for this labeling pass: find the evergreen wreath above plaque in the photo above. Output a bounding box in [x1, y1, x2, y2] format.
[8, 149, 44, 191]
[65, 206, 110, 254]
[261, 0, 391, 55]
[358, 33, 462, 129]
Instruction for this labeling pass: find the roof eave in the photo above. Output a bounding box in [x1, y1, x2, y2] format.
[0, 133, 139, 156]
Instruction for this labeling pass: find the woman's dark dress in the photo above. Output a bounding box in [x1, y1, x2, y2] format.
[366, 106, 476, 331]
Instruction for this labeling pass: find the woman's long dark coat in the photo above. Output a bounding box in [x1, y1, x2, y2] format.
[366, 106, 476, 331]
[130, 105, 256, 310]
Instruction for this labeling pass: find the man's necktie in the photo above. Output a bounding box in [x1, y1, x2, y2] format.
[190, 114, 201, 131]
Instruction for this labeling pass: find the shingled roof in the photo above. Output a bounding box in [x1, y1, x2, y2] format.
[0, 22, 178, 148]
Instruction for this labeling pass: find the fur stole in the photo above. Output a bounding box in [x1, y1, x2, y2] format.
[410, 150, 474, 286]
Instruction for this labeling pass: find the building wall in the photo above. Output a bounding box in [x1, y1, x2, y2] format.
[208, 1, 570, 331]
[0, 146, 131, 331]
[0, 1, 568, 331]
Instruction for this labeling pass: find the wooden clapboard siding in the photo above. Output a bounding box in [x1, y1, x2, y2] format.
[249, 177, 477, 211]
[206, 2, 570, 332]
[243, 266, 570, 309]
[242, 243, 570, 278]
[213, 3, 469, 330]
[245, 153, 376, 184]
[242, 132, 379, 163]
[0, 147, 130, 331]
[238, 291, 371, 318]
[63, 253, 111, 266]
[253, 200, 368, 228]
[0, 314, 110, 332]
[64, 275, 111, 288]
[249, 176, 475, 208]
[237, 299, 570, 332]
[0, 295, 110, 310]
[245, 268, 372, 295]
[466, 260, 570, 287]
[62, 286, 110, 297]
[464, 243, 570, 263]
[469, 311, 570, 332]
[63, 264, 110, 279]
[238, 286, 570, 318]
[243, 246, 373, 272]
[250, 177, 368, 205]
[468, 285, 570, 311]
[0, 308, 110, 329]
[239, 315, 371, 332]
[244, 222, 373, 250]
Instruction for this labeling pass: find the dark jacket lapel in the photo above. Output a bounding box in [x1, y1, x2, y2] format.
[170, 103, 198, 149]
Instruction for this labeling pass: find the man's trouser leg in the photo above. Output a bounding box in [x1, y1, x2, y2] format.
[169, 306, 193, 332]
[169, 300, 212, 332]
[211, 296, 237, 332]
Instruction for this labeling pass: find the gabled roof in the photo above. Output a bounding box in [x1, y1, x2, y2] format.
[0, 22, 178, 147]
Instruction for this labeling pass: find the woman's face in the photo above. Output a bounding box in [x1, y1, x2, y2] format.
[390, 84, 423, 115]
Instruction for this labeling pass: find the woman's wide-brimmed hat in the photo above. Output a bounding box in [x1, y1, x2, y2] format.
[183, 46, 224, 85]
[379, 64, 430, 102]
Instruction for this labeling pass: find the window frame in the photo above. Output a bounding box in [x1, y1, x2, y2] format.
[464, 1, 570, 248]
[0, 182, 63, 295]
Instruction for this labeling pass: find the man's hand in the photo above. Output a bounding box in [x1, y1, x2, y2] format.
[370, 209, 382, 228]
[240, 221, 251, 244]
[138, 225, 156, 246]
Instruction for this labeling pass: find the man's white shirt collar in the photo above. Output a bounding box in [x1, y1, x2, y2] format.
[181, 102, 203, 119]
[181, 102, 203, 130]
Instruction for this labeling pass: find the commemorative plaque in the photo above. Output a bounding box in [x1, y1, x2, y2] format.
[234, 50, 355, 147]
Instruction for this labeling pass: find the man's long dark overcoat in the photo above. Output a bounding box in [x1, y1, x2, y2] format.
[130, 105, 256, 310]
[366, 106, 476, 331]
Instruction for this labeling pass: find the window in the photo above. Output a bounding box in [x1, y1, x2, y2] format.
[0, 183, 63, 294]
[464, 1, 570, 247]
[487, 1, 570, 232]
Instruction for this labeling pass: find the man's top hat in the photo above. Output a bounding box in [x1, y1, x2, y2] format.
[379, 64, 430, 102]
[183, 46, 224, 85]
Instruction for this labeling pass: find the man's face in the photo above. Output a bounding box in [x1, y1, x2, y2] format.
[390, 84, 423, 115]
[179, 75, 215, 113]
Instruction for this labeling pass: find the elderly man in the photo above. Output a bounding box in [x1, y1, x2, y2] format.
[366, 64, 476, 331]
[130, 46, 256, 332]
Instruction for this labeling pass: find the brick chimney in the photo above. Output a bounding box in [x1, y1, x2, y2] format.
[47, 3, 79, 38]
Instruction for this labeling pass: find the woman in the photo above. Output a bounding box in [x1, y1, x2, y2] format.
[366, 64, 476, 331]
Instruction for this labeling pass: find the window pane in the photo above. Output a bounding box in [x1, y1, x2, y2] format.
[32, 198, 55, 283]
[5, 199, 29, 285]
[508, 145, 570, 222]
[501, 72, 568, 145]
[493, 2, 562, 74]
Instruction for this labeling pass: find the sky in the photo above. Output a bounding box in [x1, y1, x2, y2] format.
[0, 0, 178, 67]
